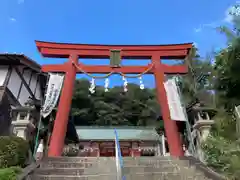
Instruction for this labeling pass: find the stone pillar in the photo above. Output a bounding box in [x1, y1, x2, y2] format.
[14, 127, 27, 139]
[131, 142, 141, 157]
[161, 133, 166, 156]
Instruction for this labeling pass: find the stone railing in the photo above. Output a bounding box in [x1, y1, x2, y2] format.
[17, 162, 40, 180]
[180, 156, 226, 180]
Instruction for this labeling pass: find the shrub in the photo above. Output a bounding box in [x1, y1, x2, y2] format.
[0, 136, 29, 168]
[202, 135, 240, 179]
[0, 167, 22, 180]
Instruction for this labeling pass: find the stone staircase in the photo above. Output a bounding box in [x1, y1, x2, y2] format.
[29, 157, 223, 180]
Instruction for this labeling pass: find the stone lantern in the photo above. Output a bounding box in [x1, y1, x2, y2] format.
[192, 106, 215, 142]
[11, 103, 40, 141]
[187, 103, 216, 162]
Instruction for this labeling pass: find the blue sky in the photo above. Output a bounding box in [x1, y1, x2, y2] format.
[0, 0, 237, 87]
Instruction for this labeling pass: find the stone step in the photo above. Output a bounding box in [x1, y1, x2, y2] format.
[42, 158, 183, 166]
[34, 168, 116, 176]
[32, 174, 117, 180]
[31, 157, 213, 180]
[123, 160, 179, 166]
[43, 156, 174, 163]
[41, 161, 94, 168]
[40, 160, 179, 170]
[35, 166, 178, 176]
[44, 157, 116, 162]
[122, 166, 179, 174]
[32, 172, 208, 180]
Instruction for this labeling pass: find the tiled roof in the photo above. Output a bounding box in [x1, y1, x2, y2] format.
[0, 53, 41, 72]
[75, 126, 160, 141]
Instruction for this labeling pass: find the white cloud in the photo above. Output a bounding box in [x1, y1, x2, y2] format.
[194, 2, 240, 33]
[9, 18, 16, 22]
[194, 22, 218, 33]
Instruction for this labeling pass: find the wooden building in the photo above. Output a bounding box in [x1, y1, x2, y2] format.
[64, 126, 163, 157]
[0, 53, 46, 137]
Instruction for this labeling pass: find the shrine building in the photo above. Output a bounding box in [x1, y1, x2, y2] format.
[64, 126, 163, 157]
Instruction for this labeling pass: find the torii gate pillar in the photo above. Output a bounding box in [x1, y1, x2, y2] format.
[153, 54, 183, 157]
[36, 41, 192, 157]
[48, 55, 78, 157]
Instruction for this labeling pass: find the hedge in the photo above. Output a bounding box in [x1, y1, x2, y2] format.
[0, 136, 29, 168]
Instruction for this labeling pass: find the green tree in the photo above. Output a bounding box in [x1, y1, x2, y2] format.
[202, 4, 240, 179]
[71, 79, 161, 127]
[179, 46, 214, 107]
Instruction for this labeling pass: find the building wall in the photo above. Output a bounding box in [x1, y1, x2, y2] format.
[7, 66, 22, 97]
[34, 79, 42, 100]
[77, 141, 158, 157]
[6, 65, 43, 106]
[0, 66, 9, 86]
[18, 68, 31, 105]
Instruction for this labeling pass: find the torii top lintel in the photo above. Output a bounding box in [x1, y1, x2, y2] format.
[35, 40, 193, 59]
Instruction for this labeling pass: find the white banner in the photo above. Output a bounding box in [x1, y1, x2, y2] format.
[41, 73, 65, 118]
[164, 78, 186, 121]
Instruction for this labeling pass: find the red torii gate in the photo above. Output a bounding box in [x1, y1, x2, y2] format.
[36, 41, 192, 157]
